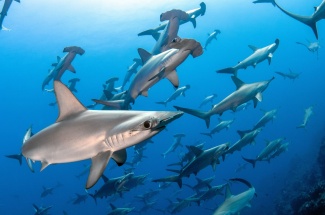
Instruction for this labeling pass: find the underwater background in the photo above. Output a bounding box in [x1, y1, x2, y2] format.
[1, 0, 325, 214]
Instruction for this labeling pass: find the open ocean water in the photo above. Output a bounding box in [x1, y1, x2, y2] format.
[1, 0, 325, 214]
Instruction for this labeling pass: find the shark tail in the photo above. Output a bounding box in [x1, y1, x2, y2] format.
[89, 193, 97, 205]
[200, 132, 212, 138]
[152, 175, 182, 188]
[296, 124, 306, 129]
[174, 106, 211, 128]
[242, 156, 257, 168]
[216, 67, 237, 75]
[138, 29, 159, 38]
[156, 101, 168, 107]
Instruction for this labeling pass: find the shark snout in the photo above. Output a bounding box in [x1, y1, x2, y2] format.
[155, 111, 184, 129]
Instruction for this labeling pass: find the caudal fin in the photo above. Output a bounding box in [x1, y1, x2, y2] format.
[242, 156, 257, 168]
[156, 101, 168, 107]
[216, 67, 236, 75]
[152, 175, 182, 188]
[174, 106, 211, 128]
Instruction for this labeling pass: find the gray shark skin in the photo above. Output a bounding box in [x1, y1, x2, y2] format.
[199, 93, 217, 108]
[217, 39, 279, 76]
[196, 184, 227, 202]
[204, 29, 221, 50]
[169, 197, 200, 214]
[89, 174, 131, 204]
[201, 118, 235, 138]
[169, 141, 205, 166]
[296, 40, 321, 53]
[252, 0, 275, 7]
[242, 137, 285, 167]
[266, 142, 289, 162]
[225, 128, 262, 157]
[138, 2, 206, 37]
[175, 76, 274, 128]
[184, 176, 215, 192]
[156, 84, 190, 107]
[272, 0, 325, 39]
[135, 189, 161, 202]
[297, 106, 313, 128]
[161, 133, 186, 158]
[108, 203, 134, 215]
[102, 38, 202, 110]
[32, 204, 52, 215]
[42, 46, 84, 91]
[151, 21, 171, 55]
[22, 81, 183, 189]
[159, 9, 189, 53]
[123, 173, 149, 190]
[0, 0, 20, 30]
[120, 58, 142, 91]
[275, 69, 300, 80]
[71, 193, 88, 204]
[153, 142, 229, 188]
[253, 108, 277, 129]
[213, 178, 255, 215]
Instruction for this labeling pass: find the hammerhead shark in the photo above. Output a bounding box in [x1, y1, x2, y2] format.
[217, 39, 279, 76]
[0, 0, 20, 30]
[156, 85, 190, 107]
[214, 178, 256, 215]
[272, 0, 325, 39]
[22, 81, 183, 189]
[297, 106, 313, 128]
[174, 76, 274, 128]
[138, 2, 206, 37]
[204, 29, 221, 50]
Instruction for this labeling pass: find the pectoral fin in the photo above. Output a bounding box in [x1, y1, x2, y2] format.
[255, 92, 263, 102]
[87, 151, 113, 189]
[148, 67, 166, 82]
[112, 149, 127, 166]
[67, 65, 76, 73]
[165, 70, 179, 88]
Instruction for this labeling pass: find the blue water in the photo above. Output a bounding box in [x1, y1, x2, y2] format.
[1, 0, 325, 214]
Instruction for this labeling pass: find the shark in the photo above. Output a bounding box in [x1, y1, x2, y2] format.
[199, 94, 218, 108]
[101, 38, 202, 110]
[5, 153, 23, 165]
[184, 176, 215, 193]
[216, 39, 279, 76]
[242, 137, 285, 167]
[297, 106, 313, 128]
[195, 184, 227, 203]
[271, 0, 325, 39]
[213, 178, 256, 215]
[265, 142, 289, 162]
[119, 58, 142, 91]
[296, 40, 320, 53]
[175, 76, 274, 128]
[253, 108, 277, 129]
[153, 142, 229, 188]
[204, 29, 221, 50]
[107, 203, 134, 215]
[252, 0, 276, 7]
[156, 84, 190, 107]
[0, 0, 20, 30]
[161, 133, 186, 158]
[22, 80, 183, 189]
[40, 186, 54, 198]
[275, 69, 300, 80]
[201, 118, 235, 138]
[71, 193, 88, 205]
[138, 2, 206, 37]
[32, 204, 52, 215]
[42, 46, 85, 91]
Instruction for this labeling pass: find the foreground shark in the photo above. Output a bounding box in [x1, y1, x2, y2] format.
[138, 2, 206, 37]
[213, 178, 256, 215]
[204, 29, 221, 50]
[22, 81, 183, 189]
[271, 0, 325, 39]
[201, 118, 235, 138]
[0, 0, 20, 30]
[42, 46, 85, 90]
[156, 85, 190, 107]
[297, 106, 313, 128]
[217, 39, 279, 76]
[153, 142, 229, 188]
[102, 38, 202, 110]
[175, 76, 274, 128]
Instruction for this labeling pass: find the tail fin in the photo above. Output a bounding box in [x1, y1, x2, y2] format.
[152, 175, 182, 188]
[156, 101, 168, 107]
[89, 193, 97, 205]
[216, 67, 236, 75]
[174, 106, 211, 128]
[296, 124, 306, 129]
[138, 29, 159, 39]
[242, 156, 257, 168]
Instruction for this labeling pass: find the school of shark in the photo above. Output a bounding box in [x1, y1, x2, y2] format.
[1, 0, 324, 214]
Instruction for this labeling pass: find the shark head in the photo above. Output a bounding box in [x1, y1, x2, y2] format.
[63, 46, 85, 55]
[168, 38, 203, 58]
[160, 9, 189, 22]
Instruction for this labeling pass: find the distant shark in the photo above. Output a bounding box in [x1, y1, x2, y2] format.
[297, 106, 313, 128]
[119, 58, 142, 91]
[275, 69, 300, 80]
[22, 81, 183, 189]
[204, 29, 221, 50]
[217, 39, 279, 76]
[0, 0, 20, 31]
[138, 2, 206, 37]
[213, 178, 256, 215]
[175, 76, 274, 128]
[156, 85, 190, 107]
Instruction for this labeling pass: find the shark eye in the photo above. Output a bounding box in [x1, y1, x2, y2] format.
[143, 120, 152, 129]
[171, 37, 180, 43]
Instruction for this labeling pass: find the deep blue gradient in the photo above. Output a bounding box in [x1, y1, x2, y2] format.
[1, 0, 324, 214]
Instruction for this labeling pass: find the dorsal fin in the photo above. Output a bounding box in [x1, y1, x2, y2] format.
[189, 146, 204, 157]
[225, 184, 232, 199]
[248, 45, 258, 52]
[54, 81, 86, 122]
[110, 203, 116, 210]
[138, 48, 152, 65]
[101, 174, 109, 183]
[231, 76, 245, 90]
